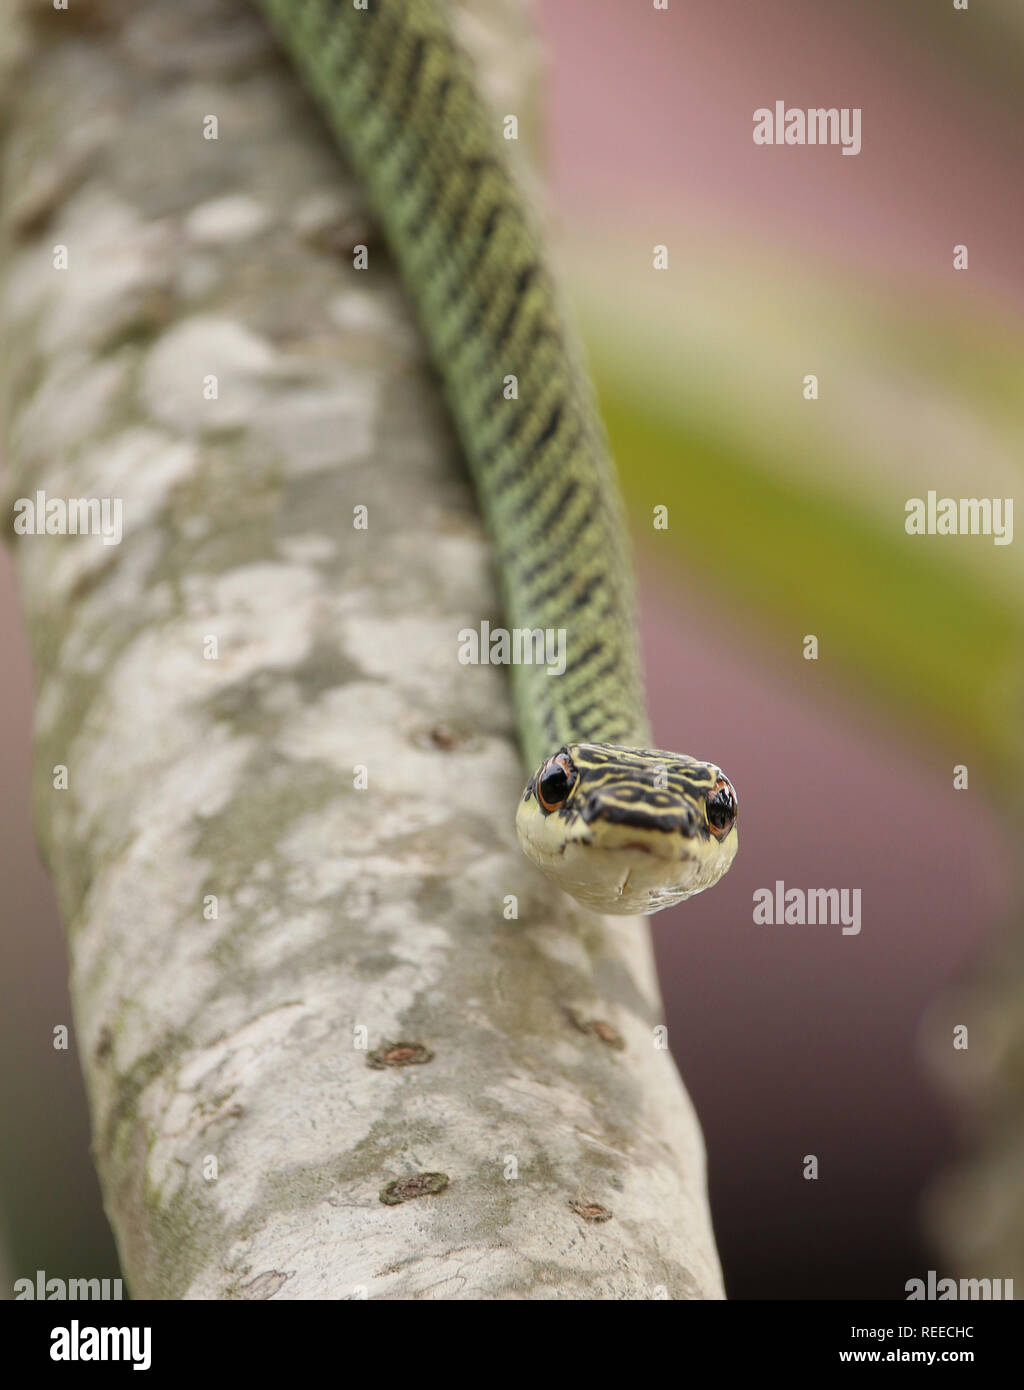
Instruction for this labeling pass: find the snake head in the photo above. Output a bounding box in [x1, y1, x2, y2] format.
[515, 742, 738, 916]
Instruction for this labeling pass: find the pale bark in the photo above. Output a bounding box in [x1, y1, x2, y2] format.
[0, 0, 724, 1298]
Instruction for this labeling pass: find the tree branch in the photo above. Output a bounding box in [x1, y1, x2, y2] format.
[0, 0, 724, 1299]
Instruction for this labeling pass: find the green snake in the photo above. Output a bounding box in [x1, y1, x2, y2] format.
[257, 0, 738, 914]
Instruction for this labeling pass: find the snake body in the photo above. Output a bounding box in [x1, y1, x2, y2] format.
[258, 0, 738, 914]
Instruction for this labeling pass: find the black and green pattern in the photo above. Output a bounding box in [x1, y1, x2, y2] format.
[257, 0, 647, 767]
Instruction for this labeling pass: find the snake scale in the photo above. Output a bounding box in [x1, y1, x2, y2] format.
[257, 0, 738, 914]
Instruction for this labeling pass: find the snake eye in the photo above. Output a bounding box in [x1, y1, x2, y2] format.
[536, 753, 576, 812]
[706, 777, 737, 839]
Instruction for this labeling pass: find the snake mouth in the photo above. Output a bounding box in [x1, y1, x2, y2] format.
[597, 832, 694, 864]
[560, 835, 686, 860]
[554, 832, 695, 863]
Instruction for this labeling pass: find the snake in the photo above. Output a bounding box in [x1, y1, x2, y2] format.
[257, 0, 738, 914]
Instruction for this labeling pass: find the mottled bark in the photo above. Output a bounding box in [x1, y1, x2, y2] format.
[0, 0, 724, 1298]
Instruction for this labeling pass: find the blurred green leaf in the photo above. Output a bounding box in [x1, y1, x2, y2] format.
[597, 371, 1023, 775]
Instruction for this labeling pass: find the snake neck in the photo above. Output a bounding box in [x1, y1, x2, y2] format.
[257, 0, 651, 768]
